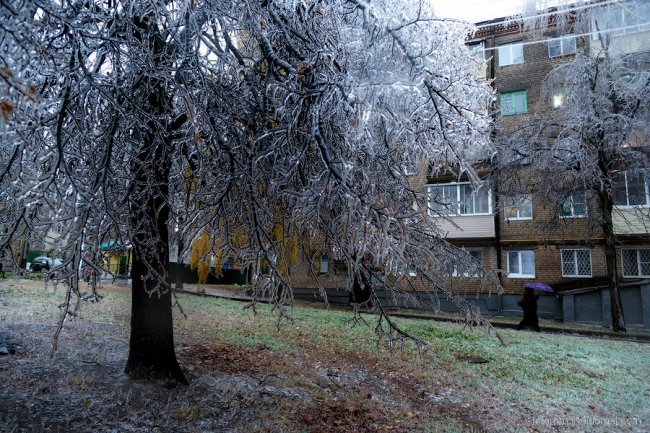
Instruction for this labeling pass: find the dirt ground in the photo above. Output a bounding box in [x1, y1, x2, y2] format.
[0, 281, 482, 433]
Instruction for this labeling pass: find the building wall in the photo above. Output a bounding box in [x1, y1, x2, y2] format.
[292, 4, 650, 312]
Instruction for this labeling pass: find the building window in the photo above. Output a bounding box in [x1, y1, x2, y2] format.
[550, 86, 570, 109]
[467, 42, 485, 59]
[613, 172, 649, 207]
[507, 250, 535, 278]
[428, 182, 491, 216]
[500, 90, 527, 116]
[403, 156, 418, 175]
[319, 255, 329, 273]
[561, 249, 592, 277]
[504, 195, 533, 221]
[622, 248, 650, 277]
[498, 43, 524, 66]
[453, 249, 483, 277]
[551, 90, 564, 109]
[560, 192, 587, 218]
[548, 35, 576, 58]
[592, 5, 650, 39]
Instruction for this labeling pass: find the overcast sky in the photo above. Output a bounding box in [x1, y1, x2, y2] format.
[432, 0, 553, 23]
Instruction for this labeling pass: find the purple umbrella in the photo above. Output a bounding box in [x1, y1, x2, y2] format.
[524, 282, 554, 293]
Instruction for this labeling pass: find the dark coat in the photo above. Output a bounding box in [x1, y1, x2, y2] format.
[519, 292, 539, 325]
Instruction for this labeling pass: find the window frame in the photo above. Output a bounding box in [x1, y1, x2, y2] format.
[592, 6, 650, 40]
[560, 191, 587, 218]
[561, 248, 592, 278]
[319, 254, 329, 273]
[498, 43, 524, 66]
[621, 248, 650, 278]
[452, 248, 483, 278]
[500, 90, 528, 116]
[504, 195, 533, 221]
[507, 250, 535, 278]
[547, 35, 577, 58]
[427, 182, 492, 217]
[613, 171, 650, 208]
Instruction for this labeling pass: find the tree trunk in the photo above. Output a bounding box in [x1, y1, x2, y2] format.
[124, 121, 187, 382]
[122, 14, 187, 384]
[599, 190, 626, 332]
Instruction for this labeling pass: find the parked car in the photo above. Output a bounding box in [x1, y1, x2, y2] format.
[30, 256, 63, 272]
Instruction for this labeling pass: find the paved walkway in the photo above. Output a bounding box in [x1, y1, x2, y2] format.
[175, 284, 650, 343]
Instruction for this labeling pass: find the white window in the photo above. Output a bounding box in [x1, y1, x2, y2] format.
[428, 183, 491, 216]
[467, 42, 485, 59]
[467, 41, 487, 78]
[457, 142, 490, 162]
[560, 192, 587, 218]
[548, 35, 576, 58]
[622, 249, 650, 277]
[453, 249, 483, 277]
[498, 43, 524, 66]
[592, 5, 650, 39]
[613, 172, 649, 207]
[504, 195, 533, 220]
[561, 249, 592, 277]
[319, 255, 329, 273]
[507, 250, 535, 278]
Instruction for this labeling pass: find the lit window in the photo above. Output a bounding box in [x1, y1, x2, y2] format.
[428, 183, 492, 216]
[622, 248, 650, 277]
[504, 195, 533, 221]
[613, 172, 649, 207]
[560, 192, 587, 218]
[507, 250, 535, 278]
[548, 35, 576, 58]
[498, 43, 524, 66]
[500, 90, 527, 116]
[551, 85, 572, 109]
[561, 249, 592, 277]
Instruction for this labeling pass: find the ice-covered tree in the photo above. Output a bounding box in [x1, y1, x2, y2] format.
[494, 0, 650, 332]
[0, 0, 496, 382]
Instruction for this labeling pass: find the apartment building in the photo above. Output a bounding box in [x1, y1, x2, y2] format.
[422, 1, 650, 325]
[292, 1, 650, 329]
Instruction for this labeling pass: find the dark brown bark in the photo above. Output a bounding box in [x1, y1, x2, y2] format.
[124, 117, 187, 383]
[124, 16, 187, 382]
[599, 189, 626, 332]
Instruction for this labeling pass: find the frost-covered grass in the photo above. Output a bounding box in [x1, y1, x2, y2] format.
[1, 282, 648, 433]
[175, 293, 650, 432]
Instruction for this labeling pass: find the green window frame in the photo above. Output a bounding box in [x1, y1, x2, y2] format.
[500, 90, 527, 116]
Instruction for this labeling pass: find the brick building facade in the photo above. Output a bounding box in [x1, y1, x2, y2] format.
[292, 2, 650, 324]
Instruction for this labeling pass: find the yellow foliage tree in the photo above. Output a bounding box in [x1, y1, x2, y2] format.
[189, 231, 221, 284]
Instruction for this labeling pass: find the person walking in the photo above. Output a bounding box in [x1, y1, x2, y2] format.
[0, 261, 6, 278]
[516, 287, 540, 332]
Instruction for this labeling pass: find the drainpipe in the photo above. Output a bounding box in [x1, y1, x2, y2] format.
[489, 26, 505, 314]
